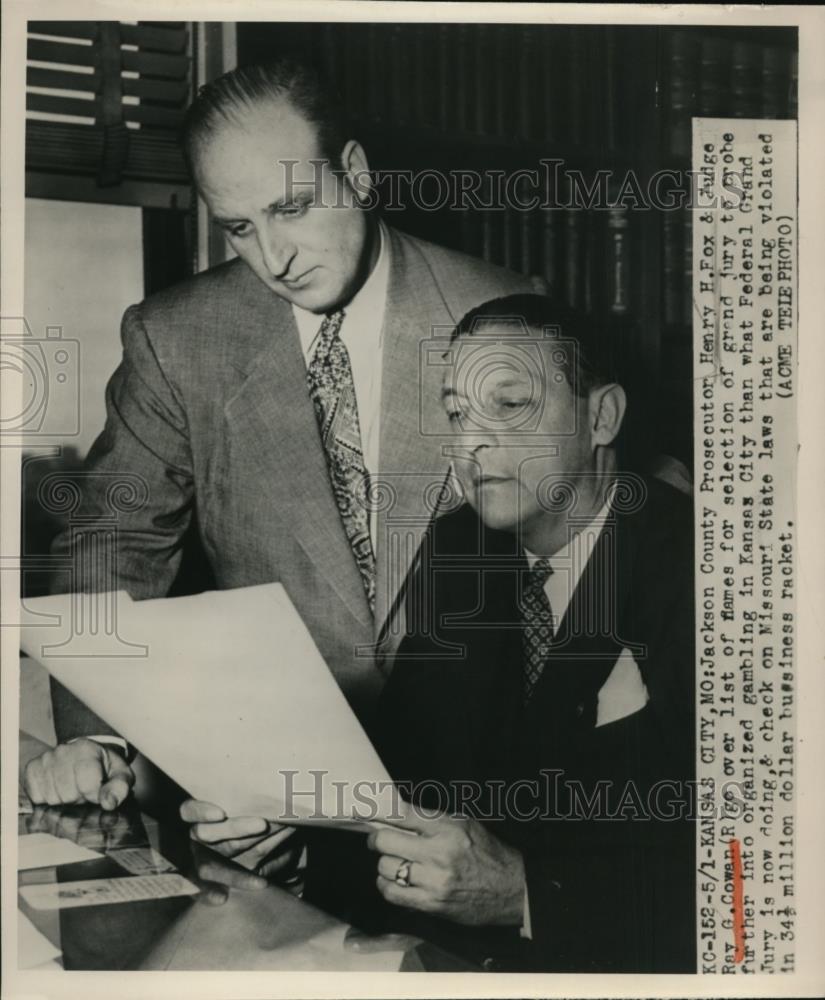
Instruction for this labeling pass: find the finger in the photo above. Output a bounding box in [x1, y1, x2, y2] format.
[99, 752, 135, 811]
[257, 851, 302, 881]
[99, 776, 132, 811]
[40, 762, 62, 808]
[369, 800, 443, 834]
[192, 816, 269, 845]
[180, 799, 227, 824]
[196, 859, 268, 892]
[54, 810, 83, 843]
[198, 834, 277, 859]
[376, 854, 444, 892]
[27, 804, 50, 833]
[23, 759, 47, 805]
[52, 746, 87, 805]
[367, 828, 431, 863]
[376, 874, 435, 912]
[98, 808, 122, 832]
[192, 873, 230, 907]
[74, 755, 107, 804]
[200, 884, 230, 907]
[232, 825, 298, 868]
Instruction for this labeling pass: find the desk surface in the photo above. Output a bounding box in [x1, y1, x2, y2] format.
[17, 732, 476, 973]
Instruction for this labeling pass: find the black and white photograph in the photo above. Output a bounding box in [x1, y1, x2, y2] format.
[1, 3, 823, 997]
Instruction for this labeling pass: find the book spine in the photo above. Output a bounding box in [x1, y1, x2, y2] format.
[682, 209, 693, 328]
[667, 31, 699, 160]
[437, 25, 451, 132]
[474, 25, 491, 136]
[761, 46, 789, 119]
[606, 207, 630, 315]
[603, 27, 618, 154]
[502, 206, 515, 271]
[541, 206, 559, 296]
[389, 25, 405, 126]
[789, 50, 798, 118]
[567, 31, 587, 149]
[519, 204, 534, 277]
[366, 24, 384, 124]
[539, 28, 557, 151]
[565, 209, 583, 309]
[517, 26, 534, 142]
[698, 36, 729, 117]
[662, 211, 682, 326]
[413, 24, 431, 128]
[731, 40, 762, 118]
[455, 25, 471, 134]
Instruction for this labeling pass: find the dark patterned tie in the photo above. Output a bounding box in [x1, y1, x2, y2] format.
[306, 310, 376, 613]
[520, 557, 555, 702]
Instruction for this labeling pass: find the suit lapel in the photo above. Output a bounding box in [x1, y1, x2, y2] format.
[223, 269, 372, 626]
[374, 229, 456, 635]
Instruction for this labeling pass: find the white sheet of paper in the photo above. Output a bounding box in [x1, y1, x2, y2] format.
[17, 911, 62, 968]
[20, 584, 396, 825]
[18, 833, 103, 870]
[19, 874, 199, 910]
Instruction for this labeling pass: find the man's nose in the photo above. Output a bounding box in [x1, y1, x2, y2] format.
[258, 224, 296, 280]
[456, 424, 497, 455]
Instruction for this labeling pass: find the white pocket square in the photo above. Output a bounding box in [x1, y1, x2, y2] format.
[595, 648, 649, 727]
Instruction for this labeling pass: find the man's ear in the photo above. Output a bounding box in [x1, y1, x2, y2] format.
[588, 383, 627, 449]
[340, 139, 372, 205]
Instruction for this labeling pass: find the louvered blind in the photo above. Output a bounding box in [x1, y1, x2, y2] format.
[26, 21, 192, 207]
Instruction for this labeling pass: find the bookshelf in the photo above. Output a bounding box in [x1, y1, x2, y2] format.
[237, 22, 798, 470]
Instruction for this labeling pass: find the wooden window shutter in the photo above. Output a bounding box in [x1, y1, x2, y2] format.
[26, 21, 193, 208]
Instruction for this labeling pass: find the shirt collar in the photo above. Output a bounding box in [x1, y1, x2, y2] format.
[524, 482, 616, 576]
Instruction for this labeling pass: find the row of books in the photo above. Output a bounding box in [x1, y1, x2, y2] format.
[317, 23, 645, 154]
[443, 204, 632, 318]
[318, 25, 797, 161]
[666, 31, 798, 159]
[308, 22, 795, 334]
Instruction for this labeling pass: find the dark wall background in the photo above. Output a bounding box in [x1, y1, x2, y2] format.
[236, 21, 797, 472]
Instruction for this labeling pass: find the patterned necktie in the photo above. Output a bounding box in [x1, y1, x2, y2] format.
[306, 310, 376, 614]
[520, 557, 555, 702]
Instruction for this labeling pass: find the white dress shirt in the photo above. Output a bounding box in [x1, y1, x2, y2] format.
[524, 494, 613, 636]
[291, 222, 391, 552]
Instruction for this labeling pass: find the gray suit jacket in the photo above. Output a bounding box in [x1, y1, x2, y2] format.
[50, 225, 537, 737]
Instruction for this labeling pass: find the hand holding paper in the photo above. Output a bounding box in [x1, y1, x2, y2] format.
[20, 583, 397, 828]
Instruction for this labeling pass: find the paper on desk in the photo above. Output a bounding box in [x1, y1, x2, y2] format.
[20, 874, 199, 910]
[17, 911, 61, 969]
[21, 584, 397, 826]
[19, 833, 103, 870]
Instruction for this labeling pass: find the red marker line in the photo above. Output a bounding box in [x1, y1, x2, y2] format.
[728, 838, 745, 963]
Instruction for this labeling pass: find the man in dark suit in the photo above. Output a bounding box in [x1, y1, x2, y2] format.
[22, 59, 537, 868]
[363, 294, 695, 972]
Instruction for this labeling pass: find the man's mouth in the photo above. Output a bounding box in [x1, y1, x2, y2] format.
[280, 268, 316, 289]
[473, 474, 511, 488]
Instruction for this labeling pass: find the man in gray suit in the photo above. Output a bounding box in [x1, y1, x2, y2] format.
[23, 58, 537, 871]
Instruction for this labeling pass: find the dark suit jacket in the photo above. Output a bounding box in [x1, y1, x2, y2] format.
[48, 225, 538, 739]
[367, 476, 696, 972]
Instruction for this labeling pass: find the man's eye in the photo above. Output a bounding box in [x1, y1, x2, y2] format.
[501, 399, 528, 410]
[279, 204, 309, 219]
[227, 223, 251, 238]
